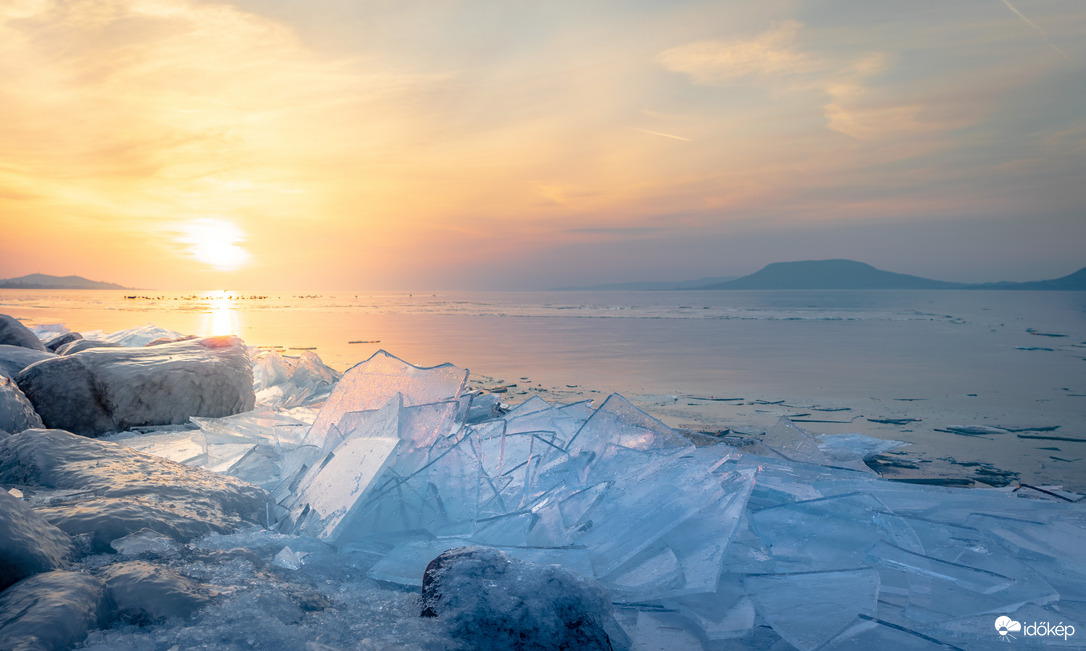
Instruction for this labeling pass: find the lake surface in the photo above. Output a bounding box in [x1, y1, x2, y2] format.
[4, 288, 1085, 490]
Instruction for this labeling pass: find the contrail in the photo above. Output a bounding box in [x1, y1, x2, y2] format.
[626, 127, 692, 142]
[1001, 0, 1069, 59]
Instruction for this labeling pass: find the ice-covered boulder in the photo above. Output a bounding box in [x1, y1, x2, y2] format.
[0, 571, 109, 651]
[0, 490, 71, 591]
[15, 336, 255, 436]
[54, 340, 122, 356]
[0, 345, 55, 378]
[420, 546, 625, 651]
[98, 324, 185, 347]
[0, 429, 269, 552]
[0, 314, 47, 352]
[100, 561, 211, 623]
[0, 375, 43, 433]
[43, 331, 81, 352]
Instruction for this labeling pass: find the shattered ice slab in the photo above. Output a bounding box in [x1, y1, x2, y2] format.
[816, 432, 908, 460]
[193, 409, 312, 448]
[745, 569, 880, 651]
[252, 349, 340, 408]
[751, 492, 920, 572]
[758, 417, 872, 472]
[98, 324, 184, 347]
[104, 429, 207, 465]
[304, 350, 467, 447]
[664, 575, 755, 641]
[285, 396, 401, 541]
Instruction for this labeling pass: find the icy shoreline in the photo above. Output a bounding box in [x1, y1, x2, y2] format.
[2, 321, 1085, 649]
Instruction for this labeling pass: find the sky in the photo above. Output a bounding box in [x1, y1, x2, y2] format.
[0, 0, 1083, 290]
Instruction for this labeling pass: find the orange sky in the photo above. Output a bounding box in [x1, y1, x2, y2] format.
[1, 0, 1083, 290]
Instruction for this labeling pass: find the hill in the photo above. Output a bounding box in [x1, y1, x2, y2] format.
[0, 273, 129, 290]
[697, 260, 963, 290]
[972, 266, 1086, 291]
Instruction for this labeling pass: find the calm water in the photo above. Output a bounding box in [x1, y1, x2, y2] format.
[4, 288, 1085, 489]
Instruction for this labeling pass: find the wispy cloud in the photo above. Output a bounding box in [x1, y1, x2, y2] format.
[657, 21, 812, 83]
[625, 127, 692, 142]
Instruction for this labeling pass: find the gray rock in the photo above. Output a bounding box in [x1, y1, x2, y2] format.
[43, 332, 81, 352]
[0, 429, 270, 552]
[100, 560, 210, 623]
[0, 490, 71, 591]
[420, 546, 622, 651]
[0, 315, 47, 352]
[54, 340, 122, 356]
[0, 571, 109, 651]
[0, 376, 43, 433]
[15, 336, 255, 436]
[0, 345, 53, 379]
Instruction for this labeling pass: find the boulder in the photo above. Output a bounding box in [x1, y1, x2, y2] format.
[15, 336, 255, 436]
[0, 490, 71, 591]
[100, 561, 210, 623]
[43, 332, 81, 352]
[0, 571, 109, 651]
[420, 546, 622, 651]
[0, 429, 270, 552]
[54, 340, 122, 355]
[0, 346, 55, 379]
[0, 315, 47, 352]
[0, 376, 43, 433]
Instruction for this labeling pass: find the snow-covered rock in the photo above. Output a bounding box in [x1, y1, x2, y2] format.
[0, 571, 109, 651]
[0, 345, 55, 379]
[0, 314, 47, 352]
[99, 561, 211, 624]
[0, 490, 71, 591]
[420, 546, 625, 651]
[0, 429, 269, 552]
[43, 332, 81, 352]
[54, 340, 122, 355]
[15, 336, 255, 436]
[0, 375, 43, 433]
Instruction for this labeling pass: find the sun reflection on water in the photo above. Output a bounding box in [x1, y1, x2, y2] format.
[204, 291, 239, 337]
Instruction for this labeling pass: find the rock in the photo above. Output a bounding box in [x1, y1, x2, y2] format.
[0, 345, 54, 379]
[0, 315, 47, 352]
[15, 336, 255, 436]
[0, 490, 71, 591]
[0, 429, 270, 552]
[54, 340, 122, 355]
[43, 332, 81, 352]
[0, 571, 109, 651]
[99, 561, 210, 623]
[420, 546, 622, 651]
[0, 376, 43, 433]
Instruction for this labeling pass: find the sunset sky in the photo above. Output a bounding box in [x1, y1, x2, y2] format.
[1, 0, 1083, 290]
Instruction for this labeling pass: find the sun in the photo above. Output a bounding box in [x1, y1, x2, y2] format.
[177, 218, 252, 271]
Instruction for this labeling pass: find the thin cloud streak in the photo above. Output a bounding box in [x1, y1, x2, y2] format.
[1000, 0, 1070, 59]
[625, 127, 692, 142]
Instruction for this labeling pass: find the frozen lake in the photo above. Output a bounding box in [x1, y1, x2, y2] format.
[4, 288, 1085, 490]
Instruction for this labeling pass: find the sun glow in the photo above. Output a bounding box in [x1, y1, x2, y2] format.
[178, 219, 252, 271]
[205, 292, 240, 337]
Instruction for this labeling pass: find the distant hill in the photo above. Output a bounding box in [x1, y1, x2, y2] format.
[552, 275, 739, 291]
[697, 260, 963, 290]
[0, 273, 129, 290]
[971, 266, 1086, 291]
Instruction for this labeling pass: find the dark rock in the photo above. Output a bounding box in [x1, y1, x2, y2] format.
[0, 346, 55, 379]
[15, 336, 255, 437]
[420, 546, 620, 651]
[0, 315, 47, 352]
[0, 571, 109, 651]
[54, 340, 122, 355]
[0, 429, 269, 552]
[0, 376, 43, 433]
[99, 560, 210, 623]
[43, 332, 81, 352]
[0, 490, 71, 591]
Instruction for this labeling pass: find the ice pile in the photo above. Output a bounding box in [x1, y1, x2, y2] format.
[108, 348, 1086, 649]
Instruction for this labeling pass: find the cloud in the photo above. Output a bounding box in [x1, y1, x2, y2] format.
[657, 21, 812, 83]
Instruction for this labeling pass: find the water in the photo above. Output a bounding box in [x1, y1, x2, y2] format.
[3, 288, 1085, 490]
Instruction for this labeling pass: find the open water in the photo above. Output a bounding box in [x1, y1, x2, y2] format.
[3, 288, 1084, 490]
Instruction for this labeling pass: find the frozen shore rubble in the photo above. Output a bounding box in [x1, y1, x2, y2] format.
[0, 316, 1084, 650]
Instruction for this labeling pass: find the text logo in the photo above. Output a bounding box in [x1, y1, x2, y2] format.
[994, 616, 1076, 642]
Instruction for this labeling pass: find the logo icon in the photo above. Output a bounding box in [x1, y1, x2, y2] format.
[995, 616, 1022, 641]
